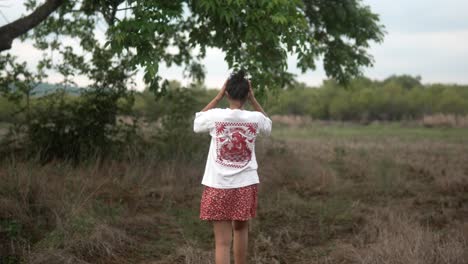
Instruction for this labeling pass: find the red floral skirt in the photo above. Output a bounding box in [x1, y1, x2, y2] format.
[200, 184, 258, 221]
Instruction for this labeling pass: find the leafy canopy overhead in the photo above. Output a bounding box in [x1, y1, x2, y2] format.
[17, 0, 384, 95]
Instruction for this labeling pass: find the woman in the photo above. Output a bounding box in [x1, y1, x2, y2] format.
[193, 69, 272, 264]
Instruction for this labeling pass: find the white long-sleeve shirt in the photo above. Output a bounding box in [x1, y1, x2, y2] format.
[193, 108, 272, 189]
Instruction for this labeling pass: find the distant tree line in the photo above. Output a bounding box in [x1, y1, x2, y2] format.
[129, 75, 468, 122]
[2, 75, 468, 125]
[268, 75, 468, 121]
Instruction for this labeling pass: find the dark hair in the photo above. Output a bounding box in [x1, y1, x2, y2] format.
[226, 69, 249, 101]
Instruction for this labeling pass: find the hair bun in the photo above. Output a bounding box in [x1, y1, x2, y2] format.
[230, 69, 246, 82]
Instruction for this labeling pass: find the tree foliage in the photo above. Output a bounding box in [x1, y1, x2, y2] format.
[3, 0, 384, 94]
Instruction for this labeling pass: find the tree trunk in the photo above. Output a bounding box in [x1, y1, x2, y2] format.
[0, 0, 65, 52]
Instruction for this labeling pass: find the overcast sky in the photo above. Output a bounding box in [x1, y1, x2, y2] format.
[1, 0, 467, 89]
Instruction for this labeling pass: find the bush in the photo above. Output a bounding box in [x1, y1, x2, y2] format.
[151, 88, 208, 162]
[1, 88, 139, 163]
[0, 97, 17, 123]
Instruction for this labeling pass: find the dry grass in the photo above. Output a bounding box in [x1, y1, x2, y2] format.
[1, 122, 468, 263]
[333, 208, 468, 264]
[0, 159, 205, 263]
[149, 246, 214, 264]
[270, 115, 313, 127]
[271, 113, 468, 129]
[421, 114, 468, 128]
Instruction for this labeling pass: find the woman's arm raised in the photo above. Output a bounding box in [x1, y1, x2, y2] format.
[248, 81, 268, 117]
[200, 79, 227, 112]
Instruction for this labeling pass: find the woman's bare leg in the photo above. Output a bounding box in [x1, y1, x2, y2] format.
[213, 221, 232, 264]
[233, 220, 249, 264]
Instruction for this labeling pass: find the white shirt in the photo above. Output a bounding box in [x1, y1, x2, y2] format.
[193, 108, 272, 189]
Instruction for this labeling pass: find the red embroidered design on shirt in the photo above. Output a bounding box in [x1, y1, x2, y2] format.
[215, 122, 258, 168]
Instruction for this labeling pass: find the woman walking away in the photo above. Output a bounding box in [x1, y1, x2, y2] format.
[193, 69, 272, 264]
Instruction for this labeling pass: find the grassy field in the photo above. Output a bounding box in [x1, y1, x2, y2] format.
[273, 121, 468, 142]
[1, 121, 467, 263]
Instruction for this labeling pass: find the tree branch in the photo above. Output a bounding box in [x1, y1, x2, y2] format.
[116, 6, 136, 12]
[0, 0, 65, 52]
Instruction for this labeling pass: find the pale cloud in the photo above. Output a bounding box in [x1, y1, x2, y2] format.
[199, 48, 230, 88]
[365, 0, 468, 33]
[364, 30, 468, 83]
[9, 39, 42, 65]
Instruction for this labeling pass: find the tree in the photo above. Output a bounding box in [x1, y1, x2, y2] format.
[1, 0, 384, 94]
[383, 75, 422, 90]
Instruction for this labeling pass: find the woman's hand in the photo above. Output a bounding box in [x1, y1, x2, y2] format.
[248, 80, 255, 101]
[247, 80, 268, 116]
